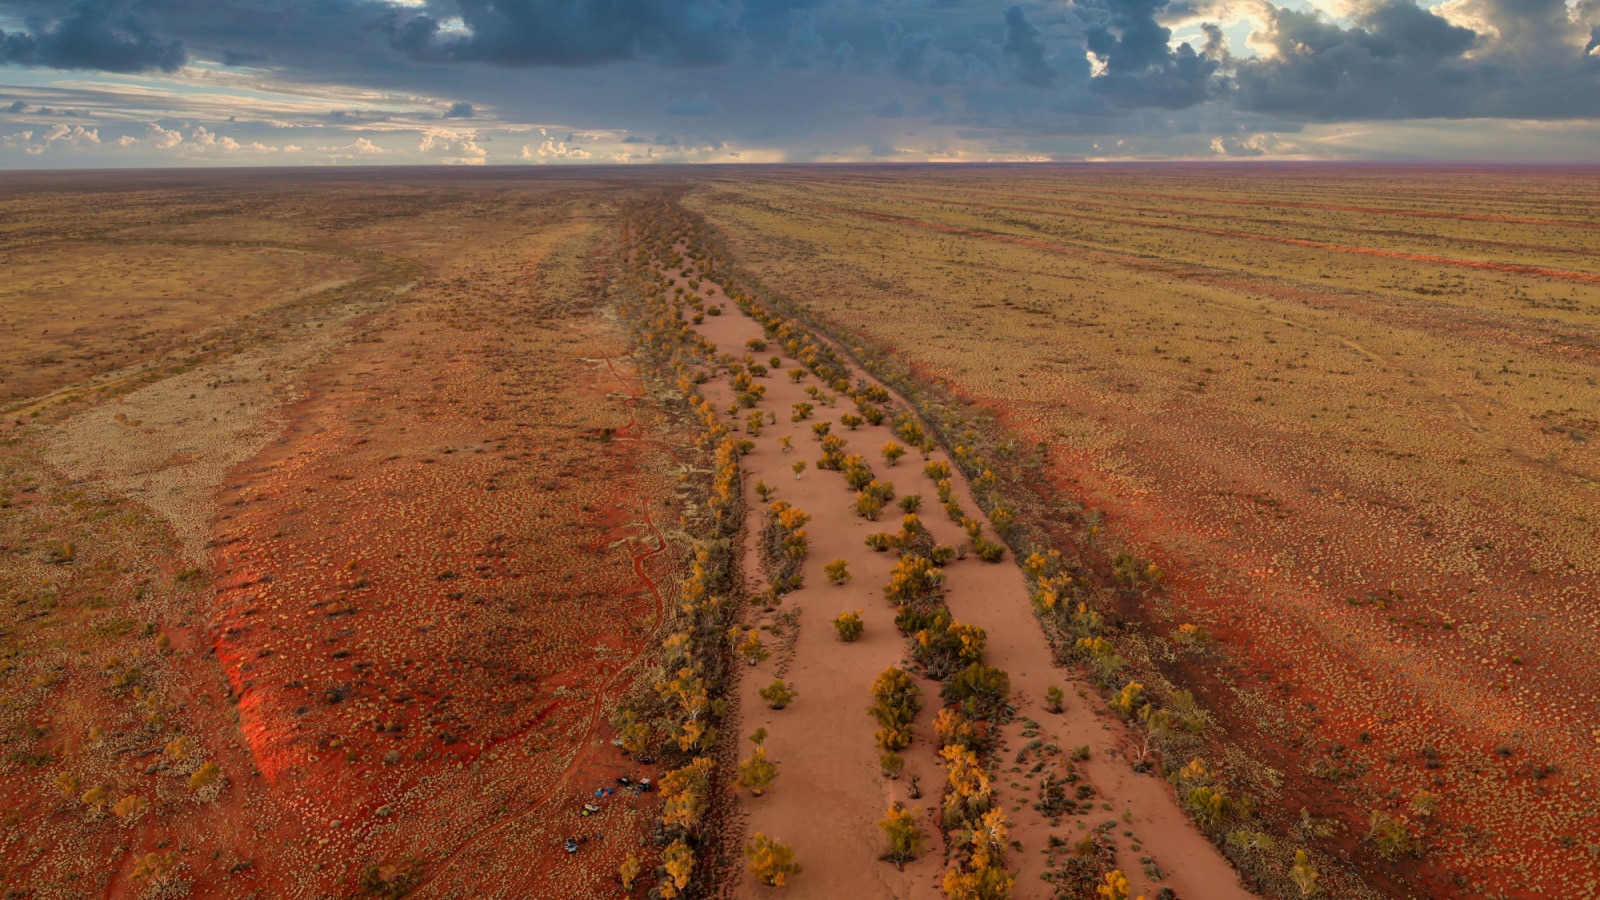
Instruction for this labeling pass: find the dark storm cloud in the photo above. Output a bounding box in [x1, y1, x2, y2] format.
[1002, 5, 1056, 86]
[1233, 0, 1599, 119]
[0, 0, 185, 72]
[1235, 0, 1472, 120]
[1454, 0, 1576, 57]
[388, 0, 746, 67]
[0, 0, 1596, 146]
[879, 19, 996, 85]
[0, 0, 754, 72]
[222, 48, 268, 66]
[665, 92, 717, 115]
[1078, 0, 1222, 108]
[0, 0, 379, 78]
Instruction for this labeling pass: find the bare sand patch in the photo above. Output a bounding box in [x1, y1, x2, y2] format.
[43, 304, 372, 560]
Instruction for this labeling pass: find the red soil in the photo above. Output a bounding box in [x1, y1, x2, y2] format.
[925, 320, 1600, 897]
[200, 227, 676, 897]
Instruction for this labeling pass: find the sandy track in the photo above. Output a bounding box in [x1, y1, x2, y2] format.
[661, 262, 1255, 899]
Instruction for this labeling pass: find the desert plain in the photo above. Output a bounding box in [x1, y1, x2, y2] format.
[0, 164, 1596, 900]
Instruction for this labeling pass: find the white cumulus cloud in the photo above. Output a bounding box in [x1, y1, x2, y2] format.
[2, 125, 100, 155]
[147, 123, 184, 149]
[317, 137, 386, 157]
[419, 128, 487, 164]
[522, 139, 591, 162]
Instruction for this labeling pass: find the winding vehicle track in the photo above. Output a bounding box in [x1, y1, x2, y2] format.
[803, 202, 1600, 285]
[843, 187, 1600, 260]
[1013, 184, 1600, 230]
[823, 175, 1600, 230]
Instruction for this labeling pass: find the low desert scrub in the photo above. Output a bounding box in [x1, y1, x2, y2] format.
[879, 751, 905, 779]
[738, 629, 770, 665]
[944, 663, 1011, 720]
[359, 861, 424, 899]
[854, 491, 885, 520]
[843, 455, 876, 488]
[833, 610, 864, 642]
[737, 742, 779, 796]
[1366, 812, 1422, 861]
[879, 802, 928, 869]
[762, 500, 811, 593]
[870, 666, 922, 751]
[1174, 622, 1209, 649]
[825, 558, 851, 584]
[745, 833, 802, 887]
[971, 536, 1006, 562]
[759, 679, 798, 709]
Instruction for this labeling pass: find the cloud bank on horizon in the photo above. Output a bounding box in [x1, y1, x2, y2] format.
[0, 0, 1596, 165]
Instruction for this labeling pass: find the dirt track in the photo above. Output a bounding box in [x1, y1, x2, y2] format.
[660, 251, 1256, 900]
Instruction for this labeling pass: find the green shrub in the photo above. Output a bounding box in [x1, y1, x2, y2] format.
[944, 663, 1011, 719]
[833, 610, 864, 642]
[360, 861, 423, 899]
[870, 667, 922, 750]
[759, 679, 798, 710]
[1045, 686, 1065, 714]
[879, 752, 906, 780]
[1366, 812, 1420, 860]
[854, 493, 885, 520]
[972, 537, 1006, 562]
[824, 559, 850, 585]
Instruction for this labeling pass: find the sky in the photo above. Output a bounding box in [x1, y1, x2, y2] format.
[0, 0, 1597, 166]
